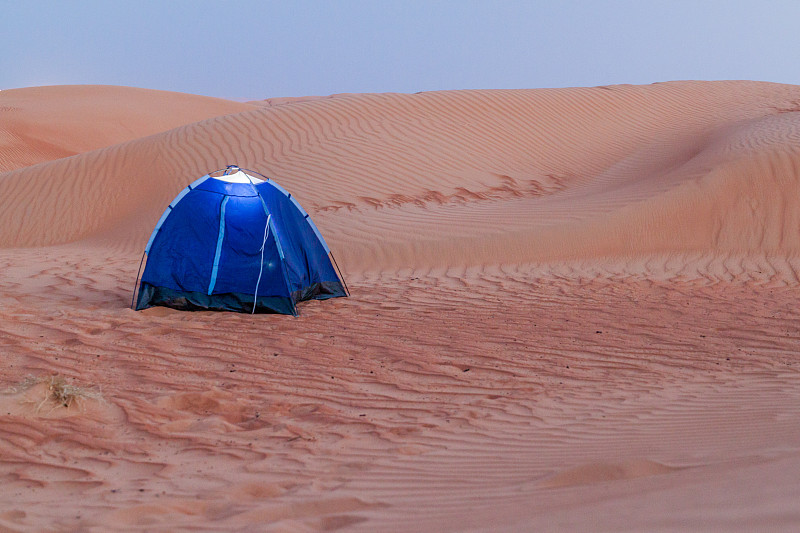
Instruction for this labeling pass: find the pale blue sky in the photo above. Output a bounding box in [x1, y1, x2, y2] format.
[2, 1, 799, 100]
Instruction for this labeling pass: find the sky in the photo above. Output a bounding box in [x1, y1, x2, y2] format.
[2, 0, 799, 100]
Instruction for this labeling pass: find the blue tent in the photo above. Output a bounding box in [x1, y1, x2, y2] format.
[134, 166, 348, 315]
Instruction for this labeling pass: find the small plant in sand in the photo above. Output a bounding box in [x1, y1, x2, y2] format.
[11, 375, 103, 412]
[42, 375, 96, 409]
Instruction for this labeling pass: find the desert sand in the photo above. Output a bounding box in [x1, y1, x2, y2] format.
[1, 81, 800, 531]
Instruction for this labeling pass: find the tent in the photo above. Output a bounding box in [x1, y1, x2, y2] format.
[133, 165, 348, 315]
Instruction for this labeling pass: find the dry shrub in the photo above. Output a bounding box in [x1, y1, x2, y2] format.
[6, 375, 103, 412]
[43, 375, 101, 408]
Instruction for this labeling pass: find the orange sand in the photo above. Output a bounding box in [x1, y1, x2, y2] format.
[1, 82, 800, 531]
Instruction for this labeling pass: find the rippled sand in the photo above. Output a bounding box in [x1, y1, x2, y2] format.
[2, 81, 800, 531]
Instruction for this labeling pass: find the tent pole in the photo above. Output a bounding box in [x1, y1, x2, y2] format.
[130, 251, 147, 310]
[330, 252, 350, 297]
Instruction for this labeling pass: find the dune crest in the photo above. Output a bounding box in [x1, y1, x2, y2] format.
[0, 85, 254, 173]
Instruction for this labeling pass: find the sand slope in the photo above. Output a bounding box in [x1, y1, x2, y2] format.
[0, 85, 255, 173]
[2, 82, 800, 531]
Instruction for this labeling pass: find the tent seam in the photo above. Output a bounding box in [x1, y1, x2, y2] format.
[207, 195, 229, 295]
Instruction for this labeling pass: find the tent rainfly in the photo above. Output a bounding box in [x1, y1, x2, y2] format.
[132, 166, 348, 315]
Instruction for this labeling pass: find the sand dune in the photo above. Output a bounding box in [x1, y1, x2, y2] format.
[0, 85, 254, 173]
[2, 82, 800, 531]
[3, 81, 800, 278]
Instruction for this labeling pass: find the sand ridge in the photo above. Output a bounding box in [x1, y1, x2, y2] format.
[0, 85, 255, 173]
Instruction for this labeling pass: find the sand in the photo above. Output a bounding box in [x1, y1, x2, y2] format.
[1, 81, 800, 531]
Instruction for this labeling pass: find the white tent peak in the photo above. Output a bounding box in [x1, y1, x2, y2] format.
[215, 170, 264, 184]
